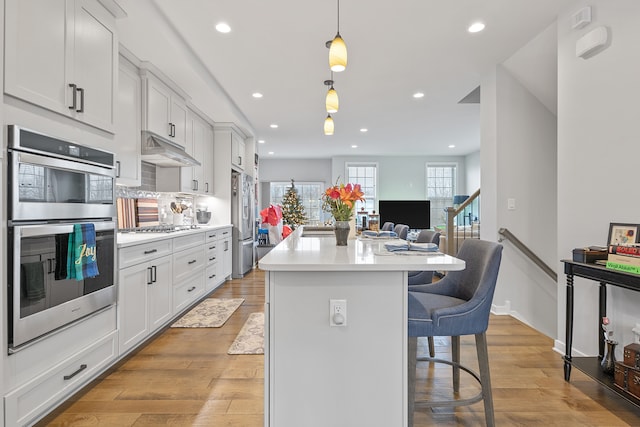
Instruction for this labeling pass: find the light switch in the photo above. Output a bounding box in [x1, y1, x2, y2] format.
[507, 198, 516, 210]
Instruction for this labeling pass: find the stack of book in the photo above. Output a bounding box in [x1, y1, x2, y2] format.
[606, 244, 640, 274]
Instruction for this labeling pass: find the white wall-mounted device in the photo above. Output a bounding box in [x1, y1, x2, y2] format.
[576, 26, 609, 59]
[571, 6, 592, 30]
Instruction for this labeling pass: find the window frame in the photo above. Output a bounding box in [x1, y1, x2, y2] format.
[425, 162, 458, 227]
[345, 162, 378, 215]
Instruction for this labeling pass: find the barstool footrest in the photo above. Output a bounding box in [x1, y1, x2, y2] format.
[414, 356, 484, 408]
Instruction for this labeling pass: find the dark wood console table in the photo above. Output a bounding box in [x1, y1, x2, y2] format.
[562, 260, 640, 407]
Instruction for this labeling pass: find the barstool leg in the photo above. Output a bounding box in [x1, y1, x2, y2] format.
[408, 336, 417, 427]
[475, 332, 495, 427]
[452, 335, 460, 393]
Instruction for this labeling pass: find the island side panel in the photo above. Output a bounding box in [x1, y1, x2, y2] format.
[267, 270, 407, 427]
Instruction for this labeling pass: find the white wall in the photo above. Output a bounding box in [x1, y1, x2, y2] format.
[557, 0, 640, 357]
[465, 151, 481, 192]
[259, 159, 332, 184]
[331, 155, 468, 201]
[483, 65, 558, 338]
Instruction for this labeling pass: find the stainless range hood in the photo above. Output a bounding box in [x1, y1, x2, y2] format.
[141, 131, 201, 167]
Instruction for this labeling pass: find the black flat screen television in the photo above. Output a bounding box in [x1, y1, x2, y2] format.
[378, 200, 431, 230]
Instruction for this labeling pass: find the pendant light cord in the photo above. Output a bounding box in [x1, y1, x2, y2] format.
[337, 0, 340, 34]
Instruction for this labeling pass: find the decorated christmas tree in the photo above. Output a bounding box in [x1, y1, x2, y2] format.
[282, 179, 307, 229]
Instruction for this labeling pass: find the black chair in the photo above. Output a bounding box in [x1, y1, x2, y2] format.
[408, 239, 503, 427]
[394, 224, 409, 240]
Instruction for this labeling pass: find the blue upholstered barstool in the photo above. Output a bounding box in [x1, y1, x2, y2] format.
[407, 229, 442, 358]
[407, 230, 441, 286]
[381, 221, 394, 232]
[394, 224, 409, 240]
[407, 239, 503, 427]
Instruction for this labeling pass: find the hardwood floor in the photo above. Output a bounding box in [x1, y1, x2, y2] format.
[40, 269, 640, 426]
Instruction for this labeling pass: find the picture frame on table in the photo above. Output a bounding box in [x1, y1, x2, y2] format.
[607, 222, 640, 246]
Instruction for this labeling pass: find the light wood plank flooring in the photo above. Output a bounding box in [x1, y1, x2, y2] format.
[40, 269, 640, 426]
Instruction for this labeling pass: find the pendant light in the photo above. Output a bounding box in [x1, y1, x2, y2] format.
[325, 79, 339, 113]
[324, 114, 334, 135]
[328, 0, 347, 72]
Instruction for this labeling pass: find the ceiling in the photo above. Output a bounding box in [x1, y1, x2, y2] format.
[118, 0, 578, 159]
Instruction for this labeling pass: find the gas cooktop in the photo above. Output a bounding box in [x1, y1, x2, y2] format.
[119, 225, 201, 234]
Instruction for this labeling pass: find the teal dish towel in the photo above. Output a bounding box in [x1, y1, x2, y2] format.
[67, 223, 99, 280]
[21, 261, 46, 301]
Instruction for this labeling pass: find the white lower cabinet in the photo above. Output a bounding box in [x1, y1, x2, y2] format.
[172, 234, 206, 312]
[204, 230, 220, 291]
[118, 239, 173, 356]
[5, 331, 117, 427]
[218, 227, 233, 281]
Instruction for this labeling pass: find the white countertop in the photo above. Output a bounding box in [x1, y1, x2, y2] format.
[258, 226, 465, 272]
[117, 224, 232, 248]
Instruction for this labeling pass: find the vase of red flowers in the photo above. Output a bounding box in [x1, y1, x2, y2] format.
[322, 181, 365, 246]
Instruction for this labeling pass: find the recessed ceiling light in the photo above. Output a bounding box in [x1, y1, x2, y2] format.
[413, 92, 425, 99]
[268, 151, 274, 155]
[468, 22, 485, 33]
[258, 139, 265, 144]
[270, 124, 278, 129]
[448, 144, 456, 148]
[351, 145, 358, 148]
[215, 22, 231, 33]
[252, 92, 263, 98]
[360, 128, 368, 133]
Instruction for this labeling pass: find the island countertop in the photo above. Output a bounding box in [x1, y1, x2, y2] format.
[258, 226, 465, 272]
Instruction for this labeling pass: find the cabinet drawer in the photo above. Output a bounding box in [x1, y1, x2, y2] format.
[119, 239, 172, 269]
[173, 246, 205, 282]
[205, 230, 218, 242]
[206, 241, 218, 265]
[205, 263, 218, 291]
[173, 232, 205, 251]
[173, 273, 204, 313]
[5, 332, 117, 427]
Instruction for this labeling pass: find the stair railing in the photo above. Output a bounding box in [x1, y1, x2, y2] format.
[445, 188, 480, 255]
[498, 228, 557, 281]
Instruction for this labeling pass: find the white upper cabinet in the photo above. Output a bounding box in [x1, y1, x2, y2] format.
[231, 131, 246, 170]
[113, 55, 141, 186]
[141, 69, 188, 147]
[4, 0, 117, 133]
[215, 123, 247, 171]
[156, 108, 214, 195]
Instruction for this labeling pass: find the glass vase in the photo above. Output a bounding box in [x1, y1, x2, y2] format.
[334, 220, 350, 246]
[600, 340, 617, 375]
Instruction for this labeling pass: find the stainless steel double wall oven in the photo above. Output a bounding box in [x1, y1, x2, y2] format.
[7, 125, 117, 352]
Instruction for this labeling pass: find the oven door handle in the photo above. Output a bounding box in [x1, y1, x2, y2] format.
[16, 221, 116, 238]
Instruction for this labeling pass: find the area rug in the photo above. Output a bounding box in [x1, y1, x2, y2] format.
[171, 298, 244, 328]
[227, 312, 264, 355]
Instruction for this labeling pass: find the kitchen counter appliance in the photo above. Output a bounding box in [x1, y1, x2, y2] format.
[231, 171, 254, 278]
[7, 126, 117, 352]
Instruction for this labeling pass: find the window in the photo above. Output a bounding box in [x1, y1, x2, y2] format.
[270, 182, 324, 223]
[426, 164, 457, 226]
[346, 162, 377, 214]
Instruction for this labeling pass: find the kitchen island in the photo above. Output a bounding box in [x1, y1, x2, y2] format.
[258, 227, 465, 427]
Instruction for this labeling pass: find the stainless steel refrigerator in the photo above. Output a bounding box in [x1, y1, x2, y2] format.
[231, 171, 254, 278]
